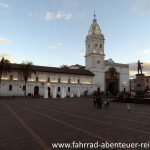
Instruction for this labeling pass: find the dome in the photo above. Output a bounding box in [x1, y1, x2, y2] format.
[88, 14, 101, 35]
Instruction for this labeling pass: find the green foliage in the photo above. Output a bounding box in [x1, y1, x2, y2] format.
[0, 57, 11, 83]
[19, 61, 36, 96]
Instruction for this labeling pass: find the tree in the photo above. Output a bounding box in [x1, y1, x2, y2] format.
[60, 65, 68, 69]
[0, 57, 11, 95]
[19, 61, 35, 97]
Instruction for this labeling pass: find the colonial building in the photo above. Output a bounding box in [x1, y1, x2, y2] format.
[85, 14, 129, 94]
[0, 14, 129, 97]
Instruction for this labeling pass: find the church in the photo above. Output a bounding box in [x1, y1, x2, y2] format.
[0, 14, 129, 97]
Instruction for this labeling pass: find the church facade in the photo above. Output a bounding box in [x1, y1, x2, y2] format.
[0, 15, 129, 97]
[85, 14, 129, 94]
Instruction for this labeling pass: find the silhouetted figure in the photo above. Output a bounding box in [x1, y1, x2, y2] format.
[107, 97, 110, 107]
[137, 60, 143, 74]
[126, 94, 132, 111]
[96, 92, 102, 109]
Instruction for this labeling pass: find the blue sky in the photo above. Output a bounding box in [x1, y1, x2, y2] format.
[0, 0, 150, 73]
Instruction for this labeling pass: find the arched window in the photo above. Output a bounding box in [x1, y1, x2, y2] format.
[36, 77, 38, 82]
[57, 87, 60, 92]
[47, 77, 50, 82]
[95, 43, 98, 49]
[78, 79, 80, 83]
[10, 75, 13, 80]
[58, 78, 61, 83]
[23, 85, 26, 91]
[9, 85, 12, 91]
[68, 87, 70, 92]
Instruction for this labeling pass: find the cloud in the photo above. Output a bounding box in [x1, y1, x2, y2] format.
[133, 0, 150, 15]
[0, 37, 12, 43]
[0, 2, 9, 8]
[44, 11, 73, 20]
[56, 11, 72, 20]
[129, 61, 150, 78]
[0, 53, 17, 63]
[45, 12, 55, 20]
[48, 42, 62, 49]
[141, 50, 150, 54]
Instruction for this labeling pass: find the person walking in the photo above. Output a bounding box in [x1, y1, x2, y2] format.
[96, 92, 102, 109]
[107, 96, 110, 107]
[104, 98, 107, 108]
[126, 94, 132, 111]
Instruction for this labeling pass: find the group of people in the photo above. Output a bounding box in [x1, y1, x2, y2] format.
[93, 91, 110, 109]
[93, 89, 133, 111]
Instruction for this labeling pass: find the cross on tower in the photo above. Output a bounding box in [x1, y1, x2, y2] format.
[94, 11, 96, 19]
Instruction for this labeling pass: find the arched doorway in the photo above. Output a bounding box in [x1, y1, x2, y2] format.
[108, 81, 118, 94]
[47, 87, 51, 97]
[34, 86, 39, 96]
[105, 67, 119, 95]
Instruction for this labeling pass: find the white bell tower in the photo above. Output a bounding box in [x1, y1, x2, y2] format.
[85, 13, 105, 70]
[85, 13, 105, 91]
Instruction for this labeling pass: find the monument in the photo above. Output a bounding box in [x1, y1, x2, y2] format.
[135, 60, 145, 96]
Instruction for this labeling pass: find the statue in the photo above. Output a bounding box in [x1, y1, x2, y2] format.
[137, 60, 143, 74]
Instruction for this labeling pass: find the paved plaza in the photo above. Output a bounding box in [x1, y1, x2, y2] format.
[0, 98, 150, 150]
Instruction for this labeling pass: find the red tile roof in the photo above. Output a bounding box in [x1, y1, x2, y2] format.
[10, 63, 94, 76]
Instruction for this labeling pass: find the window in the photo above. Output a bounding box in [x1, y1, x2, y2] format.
[57, 87, 60, 92]
[78, 79, 80, 83]
[88, 44, 90, 49]
[147, 79, 149, 83]
[58, 78, 61, 83]
[68, 87, 70, 92]
[47, 77, 50, 82]
[36, 77, 38, 82]
[23, 85, 26, 91]
[10, 75, 13, 80]
[100, 44, 102, 48]
[9, 85, 12, 91]
[68, 79, 71, 83]
[147, 85, 149, 90]
[95, 43, 98, 49]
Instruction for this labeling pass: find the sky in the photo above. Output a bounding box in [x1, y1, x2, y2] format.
[0, 0, 150, 77]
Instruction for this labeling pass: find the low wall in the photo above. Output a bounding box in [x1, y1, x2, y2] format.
[113, 97, 150, 104]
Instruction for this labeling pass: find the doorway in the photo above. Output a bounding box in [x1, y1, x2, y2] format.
[107, 80, 118, 95]
[105, 67, 119, 95]
[34, 86, 39, 96]
[48, 87, 51, 97]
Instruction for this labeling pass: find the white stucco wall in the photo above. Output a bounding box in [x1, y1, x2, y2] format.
[0, 71, 93, 97]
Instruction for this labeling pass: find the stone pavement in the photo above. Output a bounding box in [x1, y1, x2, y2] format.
[0, 98, 150, 150]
